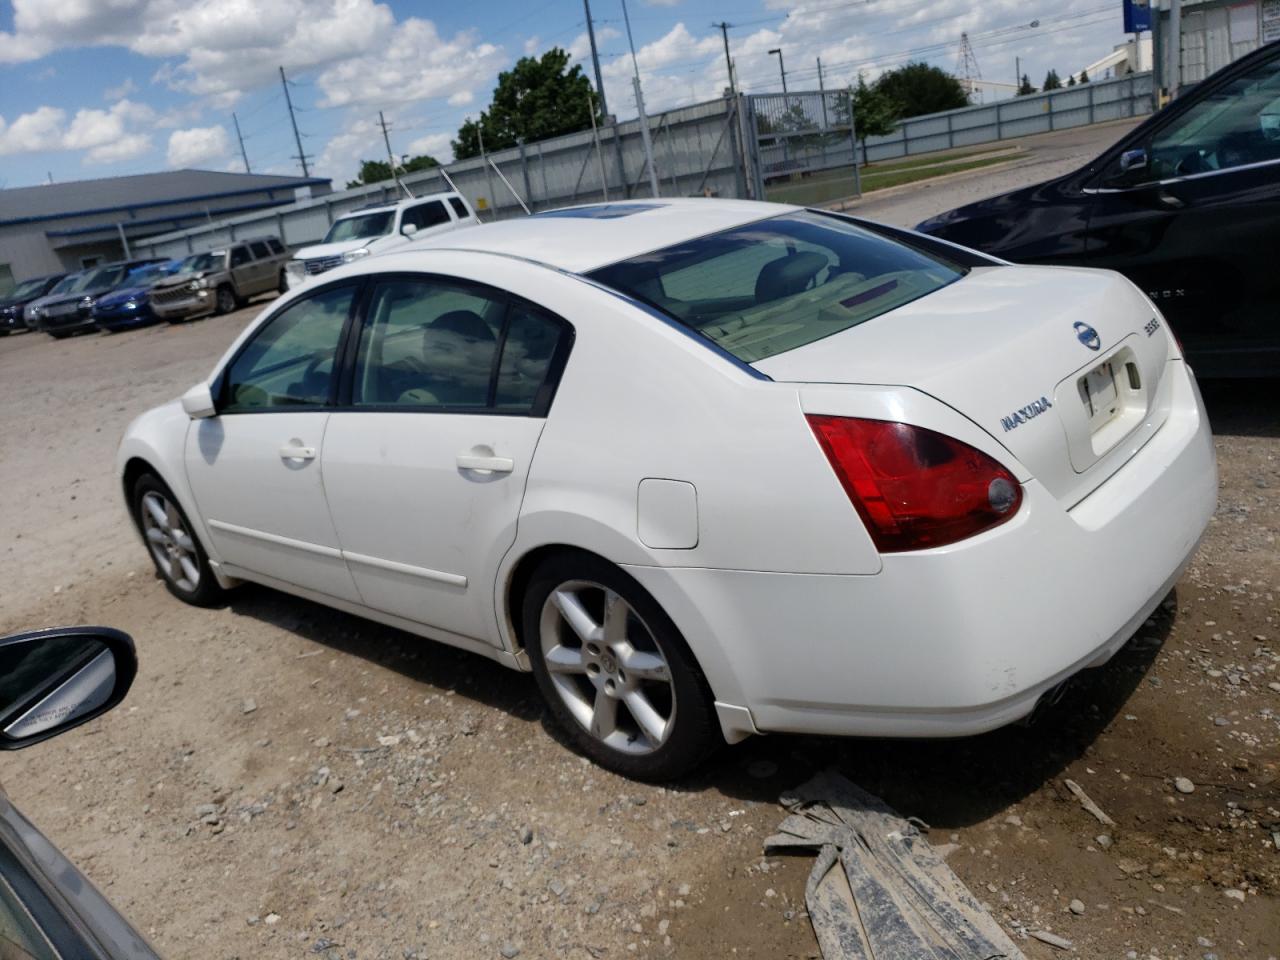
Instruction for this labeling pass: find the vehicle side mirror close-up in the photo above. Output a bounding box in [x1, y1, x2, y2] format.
[402, 223, 418, 238]
[1118, 147, 1148, 174]
[0, 627, 137, 751]
[181, 382, 217, 419]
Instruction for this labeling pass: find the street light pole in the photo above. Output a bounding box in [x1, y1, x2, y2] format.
[768, 48, 787, 94]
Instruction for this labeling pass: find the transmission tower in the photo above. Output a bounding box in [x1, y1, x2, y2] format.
[956, 32, 983, 103]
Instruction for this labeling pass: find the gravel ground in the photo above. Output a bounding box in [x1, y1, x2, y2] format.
[1, 142, 1277, 959]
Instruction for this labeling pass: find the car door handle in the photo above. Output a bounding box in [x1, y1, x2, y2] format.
[279, 442, 317, 461]
[456, 453, 514, 473]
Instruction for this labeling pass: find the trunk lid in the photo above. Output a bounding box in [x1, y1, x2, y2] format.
[755, 265, 1172, 507]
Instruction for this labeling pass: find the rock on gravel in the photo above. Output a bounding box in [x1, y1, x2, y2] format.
[1174, 777, 1196, 794]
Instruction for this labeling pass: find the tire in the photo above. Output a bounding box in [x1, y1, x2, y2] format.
[277, 270, 289, 295]
[47, 330, 70, 340]
[131, 474, 227, 607]
[523, 553, 719, 781]
[214, 284, 237, 316]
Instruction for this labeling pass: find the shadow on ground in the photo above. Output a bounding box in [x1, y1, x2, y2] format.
[1199, 377, 1280, 439]
[225, 575, 1175, 830]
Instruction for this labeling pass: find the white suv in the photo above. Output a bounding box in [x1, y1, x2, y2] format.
[284, 192, 478, 289]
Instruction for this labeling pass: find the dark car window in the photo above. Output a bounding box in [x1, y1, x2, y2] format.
[1148, 51, 1280, 180]
[495, 304, 567, 412]
[266, 238, 284, 255]
[448, 197, 469, 220]
[402, 201, 450, 232]
[222, 285, 355, 412]
[249, 241, 271, 259]
[5, 278, 52, 301]
[589, 210, 967, 363]
[229, 247, 251, 268]
[323, 211, 393, 243]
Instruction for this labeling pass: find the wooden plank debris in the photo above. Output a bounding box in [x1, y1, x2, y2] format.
[765, 770, 1028, 960]
[1063, 778, 1115, 827]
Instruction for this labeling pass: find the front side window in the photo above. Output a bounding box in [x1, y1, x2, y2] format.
[229, 247, 251, 267]
[323, 211, 394, 244]
[352, 278, 569, 414]
[266, 238, 284, 254]
[1148, 51, 1280, 179]
[588, 211, 966, 363]
[402, 201, 450, 231]
[221, 285, 355, 412]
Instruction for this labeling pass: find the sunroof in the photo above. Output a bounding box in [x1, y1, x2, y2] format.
[534, 203, 665, 220]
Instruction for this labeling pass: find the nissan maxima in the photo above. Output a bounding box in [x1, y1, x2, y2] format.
[116, 199, 1216, 780]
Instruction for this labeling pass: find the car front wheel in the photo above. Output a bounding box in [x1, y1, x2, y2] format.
[214, 285, 237, 315]
[132, 474, 226, 607]
[523, 554, 719, 781]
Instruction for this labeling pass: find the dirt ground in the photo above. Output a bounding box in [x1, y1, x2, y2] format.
[1, 284, 1278, 960]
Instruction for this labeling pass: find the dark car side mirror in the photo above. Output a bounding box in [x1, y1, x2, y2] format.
[0, 627, 137, 750]
[1118, 148, 1148, 174]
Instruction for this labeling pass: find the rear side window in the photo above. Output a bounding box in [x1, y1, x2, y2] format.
[402, 201, 450, 231]
[249, 241, 270, 259]
[588, 211, 967, 363]
[448, 197, 470, 220]
[266, 238, 284, 254]
[352, 277, 570, 415]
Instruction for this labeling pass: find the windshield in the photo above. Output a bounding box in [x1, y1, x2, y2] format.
[175, 252, 222, 274]
[587, 211, 968, 363]
[6, 277, 51, 300]
[324, 211, 394, 243]
[70, 265, 126, 293]
[126, 263, 172, 284]
[49, 273, 86, 295]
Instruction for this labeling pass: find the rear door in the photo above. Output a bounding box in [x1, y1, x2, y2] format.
[321, 275, 571, 643]
[1081, 45, 1280, 371]
[248, 241, 274, 293]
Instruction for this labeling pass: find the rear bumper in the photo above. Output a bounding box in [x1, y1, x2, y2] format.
[626, 361, 1216, 741]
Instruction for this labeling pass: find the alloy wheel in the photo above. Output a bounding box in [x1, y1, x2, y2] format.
[538, 580, 676, 755]
[140, 491, 200, 592]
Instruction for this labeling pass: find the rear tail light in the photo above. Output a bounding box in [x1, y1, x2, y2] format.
[806, 415, 1023, 552]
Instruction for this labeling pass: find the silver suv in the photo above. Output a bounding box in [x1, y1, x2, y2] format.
[150, 236, 290, 322]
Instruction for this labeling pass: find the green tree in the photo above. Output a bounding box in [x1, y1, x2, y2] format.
[1017, 74, 1035, 96]
[1043, 69, 1062, 91]
[453, 48, 600, 159]
[1067, 75, 1076, 87]
[871, 62, 967, 118]
[1079, 68, 1090, 84]
[345, 154, 439, 189]
[850, 74, 899, 166]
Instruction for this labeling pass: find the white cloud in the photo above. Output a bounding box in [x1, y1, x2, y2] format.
[86, 134, 152, 163]
[0, 99, 156, 164]
[0, 106, 67, 155]
[406, 131, 452, 160]
[103, 77, 137, 100]
[166, 125, 231, 167]
[524, 35, 540, 56]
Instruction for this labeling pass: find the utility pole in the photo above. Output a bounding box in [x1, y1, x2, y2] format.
[378, 111, 410, 198]
[769, 48, 787, 93]
[817, 56, 828, 127]
[714, 21, 736, 95]
[583, 0, 608, 118]
[621, 0, 660, 198]
[232, 112, 251, 173]
[1015, 56, 1021, 93]
[279, 66, 311, 178]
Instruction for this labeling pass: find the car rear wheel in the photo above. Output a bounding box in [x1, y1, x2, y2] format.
[277, 270, 289, 295]
[132, 474, 226, 607]
[214, 284, 237, 315]
[523, 554, 719, 781]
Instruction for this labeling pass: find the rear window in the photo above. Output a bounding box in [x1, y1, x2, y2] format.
[249, 241, 271, 258]
[587, 211, 968, 363]
[448, 196, 470, 220]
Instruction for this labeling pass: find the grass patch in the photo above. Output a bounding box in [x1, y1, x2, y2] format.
[766, 153, 1017, 206]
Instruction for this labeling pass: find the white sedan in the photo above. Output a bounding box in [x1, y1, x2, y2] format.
[117, 199, 1217, 780]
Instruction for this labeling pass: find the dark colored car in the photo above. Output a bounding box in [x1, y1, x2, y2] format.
[91, 260, 184, 333]
[0, 275, 66, 336]
[916, 40, 1280, 377]
[35, 259, 163, 339]
[0, 626, 159, 958]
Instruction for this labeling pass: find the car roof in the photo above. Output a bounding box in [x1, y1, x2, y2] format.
[416, 198, 794, 273]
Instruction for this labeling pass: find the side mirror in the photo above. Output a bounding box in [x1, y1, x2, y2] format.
[0, 627, 137, 751]
[1119, 147, 1148, 174]
[181, 382, 216, 419]
[401, 223, 418, 238]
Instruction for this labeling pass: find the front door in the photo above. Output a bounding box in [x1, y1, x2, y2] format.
[322, 275, 572, 643]
[185, 282, 363, 602]
[1083, 47, 1280, 371]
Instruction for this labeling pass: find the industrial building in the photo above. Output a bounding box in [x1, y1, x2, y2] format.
[1148, 0, 1278, 95]
[0, 168, 331, 292]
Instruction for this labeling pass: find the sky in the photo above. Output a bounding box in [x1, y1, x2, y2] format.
[0, 0, 1132, 190]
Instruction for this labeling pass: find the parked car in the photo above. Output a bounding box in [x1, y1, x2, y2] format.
[0, 274, 65, 335]
[283, 192, 478, 290]
[118, 198, 1216, 780]
[34, 259, 163, 339]
[91, 260, 185, 333]
[150, 237, 290, 322]
[916, 39, 1280, 377]
[0, 625, 158, 958]
[23, 270, 88, 331]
